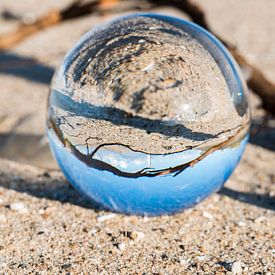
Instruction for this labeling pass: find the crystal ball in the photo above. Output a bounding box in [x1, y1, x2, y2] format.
[47, 14, 250, 215]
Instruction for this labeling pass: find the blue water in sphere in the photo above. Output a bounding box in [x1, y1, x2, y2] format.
[47, 13, 250, 215]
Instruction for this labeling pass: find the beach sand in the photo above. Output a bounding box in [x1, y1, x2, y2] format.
[0, 0, 274, 273]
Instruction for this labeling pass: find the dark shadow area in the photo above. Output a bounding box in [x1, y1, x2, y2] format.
[0, 9, 21, 21]
[52, 89, 215, 141]
[0, 176, 273, 213]
[0, 132, 57, 169]
[249, 118, 275, 151]
[0, 172, 104, 212]
[0, 52, 54, 84]
[219, 187, 275, 211]
[216, 261, 234, 272]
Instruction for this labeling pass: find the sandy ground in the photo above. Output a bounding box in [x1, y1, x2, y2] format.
[0, 0, 274, 273]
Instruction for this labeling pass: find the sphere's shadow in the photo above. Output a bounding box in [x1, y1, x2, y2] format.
[0, 160, 274, 213]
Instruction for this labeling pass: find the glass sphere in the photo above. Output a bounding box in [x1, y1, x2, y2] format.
[47, 13, 250, 215]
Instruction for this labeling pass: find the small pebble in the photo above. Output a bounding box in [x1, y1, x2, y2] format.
[10, 202, 28, 213]
[38, 208, 45, 215]
[90, 228, 97, 235]
[237, 221, 246, 227]
[231, 261, 243, 274]
[254, 216, 267, 223]
[61, 263, 72, 270]
[117, 242, 126, 251]
[196, 255, 206, 261]
[138, 39, 146, 44]
[141, 63, 154, 72]
[179, 257, 189, 268]
[130, 231, 145, 242]
[212, 195, 220, 202]
[202, 211, 214, 220]
[97, 213, 117, 222]
[161, 78, 179, 89]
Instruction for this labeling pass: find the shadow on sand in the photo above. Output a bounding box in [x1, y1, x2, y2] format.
[0, 162, 274, 213]
[0, 52, 54, 84]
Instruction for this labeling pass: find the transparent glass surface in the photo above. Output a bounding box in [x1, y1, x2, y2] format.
[47, 14, 250, 215]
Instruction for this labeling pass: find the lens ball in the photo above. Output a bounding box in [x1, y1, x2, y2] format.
[47, 14, 250, 215]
